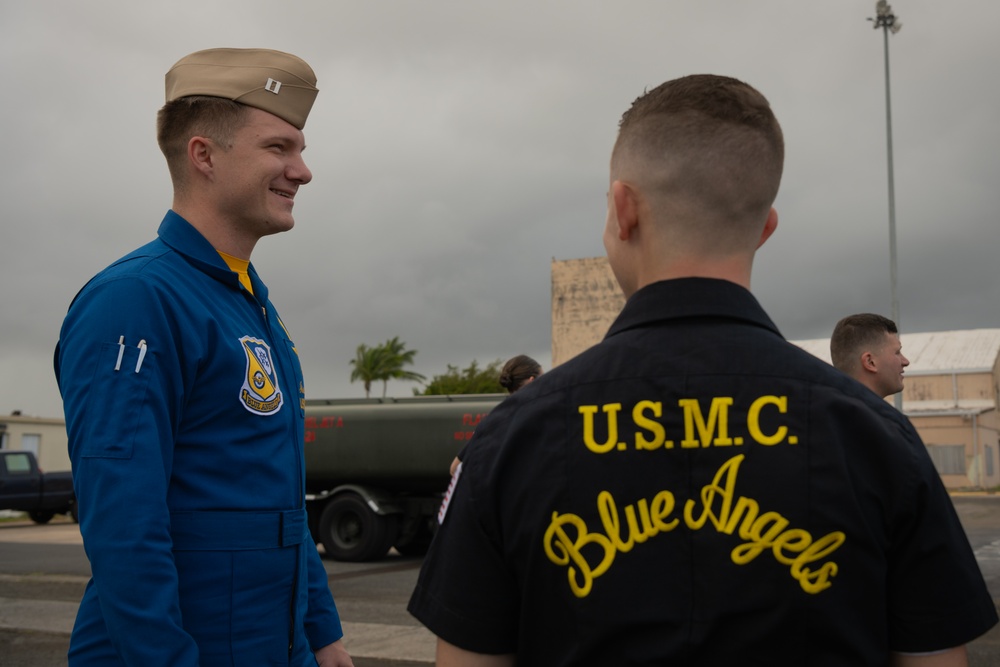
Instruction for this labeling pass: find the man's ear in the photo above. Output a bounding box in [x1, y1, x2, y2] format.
[862, 351, 878, 373]
[756, 207, 778, 249]
[611, 180, 640, 241]
[187, 136, 215, 179]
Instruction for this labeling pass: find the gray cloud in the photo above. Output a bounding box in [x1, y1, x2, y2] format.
[2, 0, 998, 416]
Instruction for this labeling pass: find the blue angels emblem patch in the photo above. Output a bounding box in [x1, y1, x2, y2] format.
[239, 336, 283, 415]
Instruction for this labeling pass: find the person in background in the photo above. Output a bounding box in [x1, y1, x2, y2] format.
[409, 73, 996, 666]
[830, 312, 910, 398]
[450, 355, 542, 475]
[497, 354, 543, 394]
[55, 48, 353, 666]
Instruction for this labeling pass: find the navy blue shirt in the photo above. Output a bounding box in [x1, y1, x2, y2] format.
[409, 277, 997, 666]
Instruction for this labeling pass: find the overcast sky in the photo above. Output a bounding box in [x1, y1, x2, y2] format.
[2, 1, 998, 418]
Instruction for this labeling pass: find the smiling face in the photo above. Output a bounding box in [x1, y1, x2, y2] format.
[210, 107, 312, 242]
[870, 331, 910, 397]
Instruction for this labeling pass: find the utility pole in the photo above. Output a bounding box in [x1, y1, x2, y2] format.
[869, 0, 903, 411]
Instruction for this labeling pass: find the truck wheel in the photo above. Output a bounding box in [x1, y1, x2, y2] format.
[29, 511, 54, 524]
[319, 494, 398, 562]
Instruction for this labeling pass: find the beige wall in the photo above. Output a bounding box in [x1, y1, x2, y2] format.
[551, 257, 624, 366]
[916, 411, 1000, 489]
[904, 372, 996, 404]
[904, 368, 998, 490]
[0, 415, 70, 472]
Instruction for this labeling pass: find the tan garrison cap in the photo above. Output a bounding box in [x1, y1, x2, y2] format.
[165, 48, 318, 129]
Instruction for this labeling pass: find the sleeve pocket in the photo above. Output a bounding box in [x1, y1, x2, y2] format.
[80, 341, 154, 459]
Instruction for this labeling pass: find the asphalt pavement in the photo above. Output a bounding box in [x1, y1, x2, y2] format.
[4, 496, 1000, 665]
[0, 516, 434, 666]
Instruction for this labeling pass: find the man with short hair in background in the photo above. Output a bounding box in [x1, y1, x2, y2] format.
[830, 312, 910, 398]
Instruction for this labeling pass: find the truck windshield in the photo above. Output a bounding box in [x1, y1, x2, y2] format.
[3, 453, 32, 474]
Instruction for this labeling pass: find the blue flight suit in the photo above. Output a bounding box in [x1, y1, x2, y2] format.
[55, 210, 343, 666]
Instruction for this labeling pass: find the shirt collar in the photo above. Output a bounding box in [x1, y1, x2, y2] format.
[156, 210, 269, 303]
[606, 277, 782, 340]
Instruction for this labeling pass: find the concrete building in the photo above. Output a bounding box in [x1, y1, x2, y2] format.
[551, 257, 624, 366]
[0, 412, 71, 473]
[550, 257, 1000, 490]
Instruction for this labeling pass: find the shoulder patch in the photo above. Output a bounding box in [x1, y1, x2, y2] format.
[239, 336, 283, 415]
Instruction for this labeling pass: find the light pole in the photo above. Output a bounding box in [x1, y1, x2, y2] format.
[869, 0, 903, 410]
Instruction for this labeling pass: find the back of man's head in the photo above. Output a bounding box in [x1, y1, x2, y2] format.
[611, 74, 784, 253]
[830, 314, 898, 372]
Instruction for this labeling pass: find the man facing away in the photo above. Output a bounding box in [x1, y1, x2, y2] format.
[408, 74, 996, 666]
[55, 49, 353, 666]
[831, 313, 910, 398]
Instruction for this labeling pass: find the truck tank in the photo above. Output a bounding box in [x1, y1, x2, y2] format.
[303, 394, 504, 561]
[304, 394, 503, 493]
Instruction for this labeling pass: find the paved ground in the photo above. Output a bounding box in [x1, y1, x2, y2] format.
[4, 495, 1000, 665]
[0, 516, 434, 666]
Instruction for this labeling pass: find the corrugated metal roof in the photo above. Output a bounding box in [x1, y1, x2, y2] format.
[791, 328, 1000, 373]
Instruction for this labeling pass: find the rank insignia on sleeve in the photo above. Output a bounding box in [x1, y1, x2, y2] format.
[239, 336, 283, 415]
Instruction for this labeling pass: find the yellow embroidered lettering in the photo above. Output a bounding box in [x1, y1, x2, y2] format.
[722, 495, 760, 535]
[771, 528, 813, 565]
[747, 395, 789, 446]
[795, 561, 839, 594]
[633, 400, 668, 450]
[545, 455, 845, 598]
[598, 490, 680, 555]
[543, 511, 616, 598]
[790, 532, 845, 593]
[683, 453, 742, 530]
[579, 403, 622, 454]
[597, 491, 631, 552]
[635, 498, 659, 538]
[679, 397, 735, 448]
[650, 491, 680, 532]
[731, 511, 791, 563]
[623, 503, 646, 546]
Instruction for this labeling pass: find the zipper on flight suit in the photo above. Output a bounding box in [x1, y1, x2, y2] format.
[230, 265, 302, 659]
[244, 276, 306, 660]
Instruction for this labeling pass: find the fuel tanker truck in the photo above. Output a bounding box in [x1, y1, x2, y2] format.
[304, 394, 504, 561]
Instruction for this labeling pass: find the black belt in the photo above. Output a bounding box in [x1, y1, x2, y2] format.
[170, 508, 307, 551]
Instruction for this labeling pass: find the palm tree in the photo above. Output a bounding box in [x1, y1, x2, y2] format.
[349, 337, 426, 398]
[378, 336, 425, 398]
[349, 344, 388, 398]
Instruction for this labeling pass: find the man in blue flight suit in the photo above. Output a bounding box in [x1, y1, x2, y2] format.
[408, 75, 997, 666]
[55, 48, 353, 666]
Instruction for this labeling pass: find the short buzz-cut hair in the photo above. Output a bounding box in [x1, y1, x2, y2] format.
[156, 95, 252, 189]
[830, 313, 899, 372]
[611, 74, 784, 237]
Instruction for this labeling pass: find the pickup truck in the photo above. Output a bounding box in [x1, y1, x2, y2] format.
[0, 450, 76, 524]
